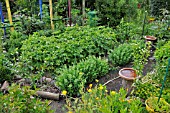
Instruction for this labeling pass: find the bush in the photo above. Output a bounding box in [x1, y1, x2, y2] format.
[56, 56, 109, 96]
[0, 84, 53, 113]
[109, 43, 133, 66]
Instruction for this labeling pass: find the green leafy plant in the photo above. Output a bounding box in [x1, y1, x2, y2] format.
[154, 40, 170, 86]
[95, 0, 138, 27]
[0, 53, 12, 83]
[18, 26, 116, 77]
[56, 56, 109, 96]
[145, 97, 170, 113]
[133, 81, 159, 100]
[0, 84, 53, 113]
[66, 85, 144, 113]
[132, 40, 151, 76]
[109, 43, 133, 66]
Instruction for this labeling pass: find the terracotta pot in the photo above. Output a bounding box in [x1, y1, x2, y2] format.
[144, 36, 157, 51]
[144, 36, 157, 42]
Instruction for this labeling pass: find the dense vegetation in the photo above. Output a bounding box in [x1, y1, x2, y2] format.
[0, 0, 170, 113]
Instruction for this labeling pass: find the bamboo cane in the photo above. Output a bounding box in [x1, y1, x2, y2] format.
[5, 0, 14, 31]
[49, 0, 54, 30]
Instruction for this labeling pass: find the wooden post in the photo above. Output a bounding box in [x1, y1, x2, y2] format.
[82, 0, 85, 25]
[49, 0, 54, 30]
[68, 0, 72, 26]
[5, 0, 14, 31]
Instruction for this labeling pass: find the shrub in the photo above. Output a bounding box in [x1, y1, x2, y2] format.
[109, 43, 133, 66]
[0, 84, 53, 113]
[56, 56, 109, 96]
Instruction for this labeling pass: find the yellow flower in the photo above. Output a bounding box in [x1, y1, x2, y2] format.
[88, 89, 92, 93]
[95, 79, 99, 83]
[79, 72, 83, 75]
[96, 97, 99, 100]
[127, 99, 132, 103]
[149, 17, 155, 21]
[99, 86, 103, 90]
[62, 90, 67, 96]
[68, 111, 73, 113]
[110, 91, 116, 96]
[168, 27, 170, 30]
[105, 90, 108, 93]
[89, 84, 92, 88]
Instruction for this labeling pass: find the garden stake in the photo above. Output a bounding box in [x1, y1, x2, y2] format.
[82, 0, 85, 25]
[142, 11, 147, 36]
[158, 58, 170, 103]
[49, 0, 54, 30]
[5, 0, 14, 31]
[68, 0, 72, 26]
[0, 2, 6, 37]
[39, 0, 43, 20]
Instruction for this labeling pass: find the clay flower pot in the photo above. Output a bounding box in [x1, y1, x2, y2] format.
[145, 97, 170, 113]
[144, 36, 157, 51]
[144, 36, 157, 42]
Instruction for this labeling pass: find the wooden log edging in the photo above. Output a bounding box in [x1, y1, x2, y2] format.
[36, 91, 60, 101]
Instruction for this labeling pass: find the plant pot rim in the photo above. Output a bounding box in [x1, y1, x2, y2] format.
[119, 68, 137, 81]
[144, 36, 157, 41]
[145, 97, 170, 113]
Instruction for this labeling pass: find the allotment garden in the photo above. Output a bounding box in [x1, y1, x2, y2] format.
[0, 0, 170, 113]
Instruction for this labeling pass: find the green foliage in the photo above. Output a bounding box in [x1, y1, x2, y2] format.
[133, 81, 159, 100]
[150, 0, 168, 16]
[4, 31, 28, 62]
[132, 40, 151, 76]
[146, 97, 170, 112]
[18, 26, 116, 77]
[0, 84, 53, 113]
[0, 54, 11, 83]
[15, 0, 38, 16]
[154, 40, 170, 85]
[56, 56, 109, 96]
[18, 33, 59, 76]
[95, 0, 138, 27]
[109, 43, 133, 66]
[66, 86, 144, 113]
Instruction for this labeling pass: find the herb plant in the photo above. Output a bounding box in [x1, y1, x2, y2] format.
[109, 43, 133, 66]
[56, 56, 109, 96]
